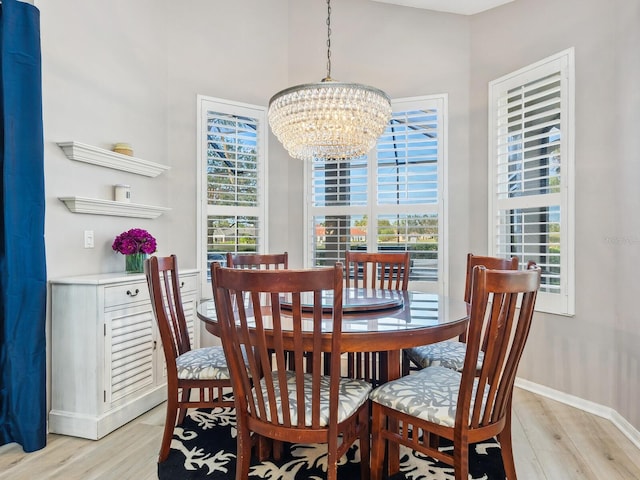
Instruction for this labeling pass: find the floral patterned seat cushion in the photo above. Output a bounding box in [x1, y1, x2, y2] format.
[405, 340, 484, 372]
[253, 371, 372, 427]
[176, 346, 231, 380]
[369, 366, 487, 427]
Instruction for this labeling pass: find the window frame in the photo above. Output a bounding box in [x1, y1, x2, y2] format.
[304, 94, 449, 294]
[488, 48, 575, 315]
[196, 95, 268, 298]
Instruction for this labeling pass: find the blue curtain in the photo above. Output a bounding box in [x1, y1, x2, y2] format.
[0, 0, 46, 452]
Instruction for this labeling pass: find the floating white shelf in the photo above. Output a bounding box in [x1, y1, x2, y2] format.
[57, 141, 170, 177]
[59, 196, 170, 219]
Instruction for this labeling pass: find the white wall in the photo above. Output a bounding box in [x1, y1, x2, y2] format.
[37, 0, 640, 431]
[469, 0, 640, 429]
[40, 0, 170, 278]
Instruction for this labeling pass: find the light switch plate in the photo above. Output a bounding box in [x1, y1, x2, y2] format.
[84, 230, 94, 248]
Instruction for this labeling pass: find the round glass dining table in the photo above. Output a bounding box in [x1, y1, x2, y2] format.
[197, 288, 469, 381]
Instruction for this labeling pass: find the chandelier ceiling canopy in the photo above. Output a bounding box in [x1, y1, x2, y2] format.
[268, 0, 392, 162]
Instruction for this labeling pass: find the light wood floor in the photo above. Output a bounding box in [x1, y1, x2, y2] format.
[1, 388, 639, 480]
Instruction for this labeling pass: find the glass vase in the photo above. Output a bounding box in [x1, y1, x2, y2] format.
[125, 253, 147, 274]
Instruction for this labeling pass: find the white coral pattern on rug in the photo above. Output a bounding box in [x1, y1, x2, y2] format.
[167, 408, 502, 479]
[250, 442, 360, 479]
[172, 426, 236, 475]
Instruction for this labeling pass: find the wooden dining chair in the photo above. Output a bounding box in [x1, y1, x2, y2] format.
[145, 255, 234, 463]
[211, 263, 372, 480]
[226, 251, 288, 270]
[345, 250, 410, 291]
[370, 265, 541, 480]
[227, 251, 292, 372]
[344, 251, 410, 385]
[402, 253, 519, 375]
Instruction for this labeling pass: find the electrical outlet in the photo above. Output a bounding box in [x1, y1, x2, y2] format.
[84, 230, 94, 248]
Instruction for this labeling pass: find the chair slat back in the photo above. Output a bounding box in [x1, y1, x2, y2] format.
[461, 253, 519, 345]
[463, 253, 519, 303]
[145, 255, 192, 370]
[457, 264, 540, 431]
[212, 263, 344, 432]
[226, 252, 288, 270]
[345, 251, 410, 291]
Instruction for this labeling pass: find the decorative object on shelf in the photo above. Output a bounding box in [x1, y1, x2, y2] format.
[114, 184, 131, 203]
[112, 142, 133, 156]
[267, 0, 391, 162]
[112, 228, 157, 273]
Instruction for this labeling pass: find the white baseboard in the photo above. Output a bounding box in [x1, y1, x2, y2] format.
[515, 378, 640, 450]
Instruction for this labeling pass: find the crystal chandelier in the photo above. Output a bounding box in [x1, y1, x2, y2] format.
[268, 0, 392, 161]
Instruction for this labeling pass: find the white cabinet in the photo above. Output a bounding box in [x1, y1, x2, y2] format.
[49, 270, 199, 439]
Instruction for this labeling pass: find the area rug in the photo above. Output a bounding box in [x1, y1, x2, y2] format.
[157, 406, 506, 480]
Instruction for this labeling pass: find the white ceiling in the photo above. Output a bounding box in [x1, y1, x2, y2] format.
[371, 0, 514, 16]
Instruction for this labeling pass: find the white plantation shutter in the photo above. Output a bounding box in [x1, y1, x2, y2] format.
[306, 95, 447, 293]
[489, 49, 574, 315]
[377, 109, 439, 207]
[206, 110, 260, 207]
[309, 157, 369, 267]
[376, 105, 443, 285]
[197, 96, 267, 286]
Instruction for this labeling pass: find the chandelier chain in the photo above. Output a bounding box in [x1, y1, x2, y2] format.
[326, 0, 332, 79]
[267, 0, 391, 161]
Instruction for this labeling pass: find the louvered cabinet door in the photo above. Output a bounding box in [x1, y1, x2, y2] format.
[104, 305, 157, 406]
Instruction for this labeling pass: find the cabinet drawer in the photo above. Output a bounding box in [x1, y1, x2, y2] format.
[178, 274, 198, 294]
[104, 281, 150, 308]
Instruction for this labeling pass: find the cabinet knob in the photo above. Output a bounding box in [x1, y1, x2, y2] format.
[126, 288, 140, 297]
[180, 282, 185, 289]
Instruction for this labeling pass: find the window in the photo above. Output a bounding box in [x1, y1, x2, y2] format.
[197, 96, 267, 289]
[306, 95, 448, 293]
[488, 49, 575, 315]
